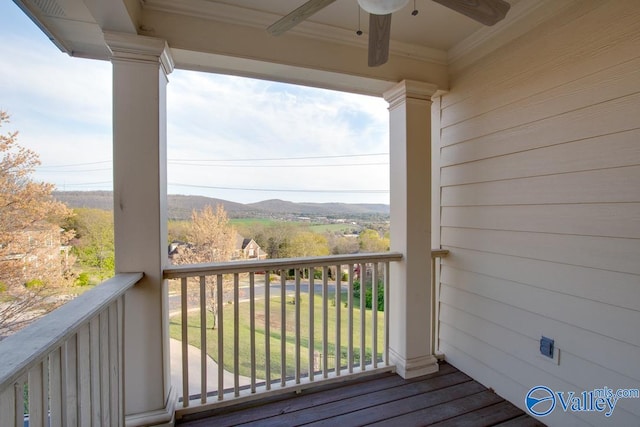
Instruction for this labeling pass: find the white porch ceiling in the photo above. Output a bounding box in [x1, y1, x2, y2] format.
[205, 0, 488, 51]
[15, 0, 561, 95]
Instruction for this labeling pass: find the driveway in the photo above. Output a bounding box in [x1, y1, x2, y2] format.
[170, 338, 252, 399]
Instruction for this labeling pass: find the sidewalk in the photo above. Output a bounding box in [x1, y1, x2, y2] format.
[169, 338, 252, 398]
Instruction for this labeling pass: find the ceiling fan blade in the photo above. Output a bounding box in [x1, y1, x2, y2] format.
[267, 0, 337, 36]
[432, 0, 510, 26]
[368, 14, 392, 67]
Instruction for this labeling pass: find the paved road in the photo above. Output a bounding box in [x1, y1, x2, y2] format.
[169, 280, 344, 313]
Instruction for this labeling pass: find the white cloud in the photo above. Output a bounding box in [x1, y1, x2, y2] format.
[2, 2, 390, 205]
[167, 70, 390, 204]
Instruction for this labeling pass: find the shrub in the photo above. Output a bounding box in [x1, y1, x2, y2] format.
[353, 279, 384, 311]
[75, 272, 91, 287]
[24, 279, 45, 289]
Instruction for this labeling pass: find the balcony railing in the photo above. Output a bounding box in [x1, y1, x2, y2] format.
[0, 250, 448, 425]
[0, 273, 142, 427]
[163, 252, 403, 416]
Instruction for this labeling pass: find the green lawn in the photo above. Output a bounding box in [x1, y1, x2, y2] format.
[308, 223, 360, 233]
[169, 292, 384, 380]
[229, 218, 279, 227]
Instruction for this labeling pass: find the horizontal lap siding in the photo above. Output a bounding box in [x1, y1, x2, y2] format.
[437, 1, 640, 426]
[441, 204, 640, 239]
[442, 1, 640, 112]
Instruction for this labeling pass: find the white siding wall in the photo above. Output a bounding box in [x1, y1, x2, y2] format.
[437, 1, 640, 425]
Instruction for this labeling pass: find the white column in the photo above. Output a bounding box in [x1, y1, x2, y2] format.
[384, 80, 439, 379]
[105, 32, 175, 425]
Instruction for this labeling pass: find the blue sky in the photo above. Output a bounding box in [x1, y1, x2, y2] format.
[0, 1, 390, 205]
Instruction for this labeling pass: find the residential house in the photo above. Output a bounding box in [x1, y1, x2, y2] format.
[169, 236, 263, 263]
[167, 241, 191, 264]
[1, 1, 639, 426]
[0, 224, 67, 287]
[234, 235, 264, 260]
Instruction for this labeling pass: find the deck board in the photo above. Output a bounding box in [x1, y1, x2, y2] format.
[429, 401, 530, 426]
[367, 390, 504, 426]
[304, 381, 486, 427]
[493, 414, 546, 426]
[243, 372, 475, 427]
[177, 362, 543, 426]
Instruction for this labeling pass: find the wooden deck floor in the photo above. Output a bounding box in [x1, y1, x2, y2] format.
[177, 362, 544, 426]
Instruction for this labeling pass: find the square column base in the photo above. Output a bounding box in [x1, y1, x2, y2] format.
[390, 349, 439, 379]
[124, 387, 176, 427]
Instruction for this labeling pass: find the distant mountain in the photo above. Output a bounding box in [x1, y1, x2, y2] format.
[248, 199, 389, 216]
[167, 195, 259, 220]
[53, 191, 114, 211]
[53, 191, 389, 220]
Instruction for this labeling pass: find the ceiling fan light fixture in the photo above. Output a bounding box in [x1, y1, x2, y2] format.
[357, 0, 410, 15]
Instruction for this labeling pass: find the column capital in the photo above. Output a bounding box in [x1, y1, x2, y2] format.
[383, 80, 439, 108]
[104, 31, 174, 75]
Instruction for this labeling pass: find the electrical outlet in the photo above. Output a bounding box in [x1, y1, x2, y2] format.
[538, 336, 560, 365]
[540, 336, 554, 358]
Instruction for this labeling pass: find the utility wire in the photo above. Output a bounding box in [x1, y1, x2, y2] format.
[37, 168, 112, 173]
[170, 183, 388, 194]
[56, 181, 112, 186]
[168, 162, 388, 168]
[170, 153, 388, 162]
[37, 160, 112, 169]
[54, 182, 388, 194]
[36, 152, 389, 169]
[38, 162, 387, 172]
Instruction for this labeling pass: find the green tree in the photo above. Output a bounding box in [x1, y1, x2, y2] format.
[0, 111, 75, 336]
[286, 231, 330, 258]
[168, 219, 190, 244]
[284, 231, 330, 279]
[326, 233, 359, 255]
[237, 221, 302, 259]
[358, 229, 389, 253]
[67, 208, 114, 280]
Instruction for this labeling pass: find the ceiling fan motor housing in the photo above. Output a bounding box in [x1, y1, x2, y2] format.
[357, 0, 411, 15]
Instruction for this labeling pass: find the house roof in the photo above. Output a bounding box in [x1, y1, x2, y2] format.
[235, 235, 254, 250]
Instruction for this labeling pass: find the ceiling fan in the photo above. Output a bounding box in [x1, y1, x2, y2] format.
[267, 0, 511, 67]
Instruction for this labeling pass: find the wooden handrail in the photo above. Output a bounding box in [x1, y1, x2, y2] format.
[0, 272, 142, 390]
[164, 252, 404, 279]
[431, 249, 449, 258]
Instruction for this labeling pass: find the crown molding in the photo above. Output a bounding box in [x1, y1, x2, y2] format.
[448, 0, 579, 73]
